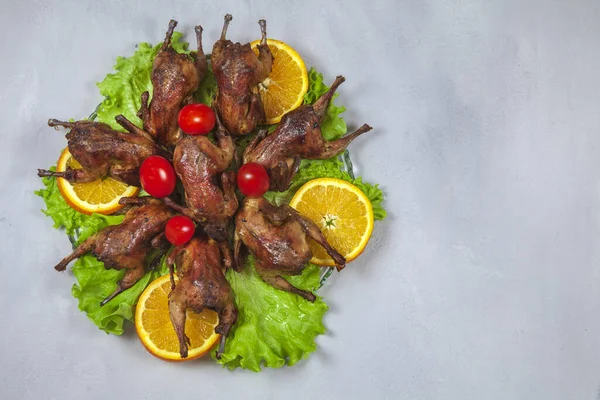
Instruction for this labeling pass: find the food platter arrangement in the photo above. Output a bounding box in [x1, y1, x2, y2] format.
[36, 15, 386, 371]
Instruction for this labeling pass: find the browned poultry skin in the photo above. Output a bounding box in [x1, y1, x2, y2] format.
[138, 20, 208, 148]
[211, 14, 273, 135]
[244, 76, 373, 191]
[165, 113, 238, 241]
[234, 197, 345, 302]
[37, 116, 169, 187]
[51, 198, 175, 306]
[167, 235, 237, 359]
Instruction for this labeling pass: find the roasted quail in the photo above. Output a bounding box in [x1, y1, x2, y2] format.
[37, 116, 169, 187]
[167, 235, 237, 359]
[212, 14, 273, 135]
[51, 198, 174, 306]
[138, 20, 208, 148]
[164, 112, 238, 241]
[243, 76, 372, 191]
[234, 197, 345, 302]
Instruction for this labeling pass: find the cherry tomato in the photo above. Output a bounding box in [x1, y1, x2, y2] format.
[178, 104, 216, 135]
[139, 155, 176, 198]
[165, 215, 195, 246]
[237, 162, 270, 197]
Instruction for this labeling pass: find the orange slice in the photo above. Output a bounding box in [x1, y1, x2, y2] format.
[56, 148, 139, 215]
[135, 274, 220, 362]
[289, 178, 374, 266]
[250, 39, 309, 124]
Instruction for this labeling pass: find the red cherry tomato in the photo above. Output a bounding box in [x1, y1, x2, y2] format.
[165, 215, 195, 246]
[178, 104, 216, 135]
[139, 155, 176, 198]
[237, 163, 270, 197]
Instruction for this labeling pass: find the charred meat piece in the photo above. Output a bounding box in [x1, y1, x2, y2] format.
[138, 20, 208, 148]
[211, 14, 273, 135]
[234, 197, 345, 302]
[164, 113, 238, 241]
[37, 116, 169, 187]
[243, 76, 372, 191]
[51, 198, 174, 306]
[167, 235, 237, 359]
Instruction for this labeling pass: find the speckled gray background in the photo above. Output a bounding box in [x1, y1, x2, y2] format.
[2, 0, 600, 398]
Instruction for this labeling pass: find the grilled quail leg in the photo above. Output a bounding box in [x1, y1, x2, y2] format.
[99, 264, 146, 306]
[259, 273, 317, 302]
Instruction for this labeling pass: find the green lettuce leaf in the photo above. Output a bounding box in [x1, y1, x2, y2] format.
[194, 62, 218, 106]
[95, 32, 190, 131]
[35, 169, 90, 237]
[303, 68, 329, 104]
[215, 257, 327, 371]
[303, 68, 347, 140]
